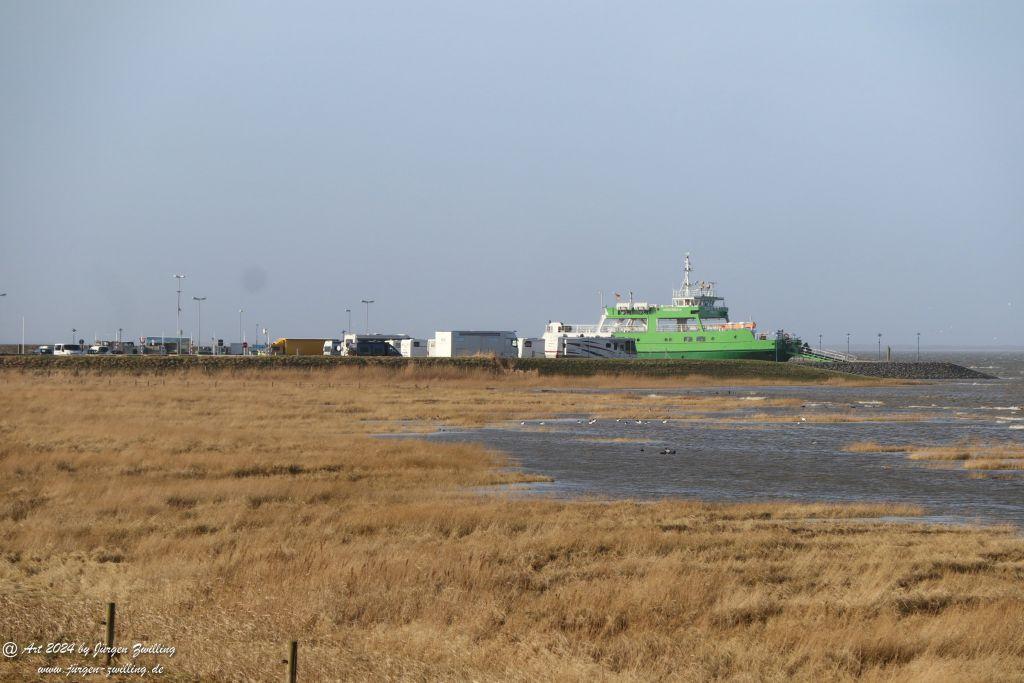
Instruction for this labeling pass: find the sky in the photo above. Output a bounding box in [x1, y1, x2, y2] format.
[1, 1, 1022, 348]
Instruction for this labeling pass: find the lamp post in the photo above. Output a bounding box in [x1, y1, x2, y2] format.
[173, 274, 186, 355]
[818, 333, 822, 351]
[916, 332, 921, 362]
[877, 333, 882, 361]
[345, 308, 351, 333]
[598, 290, 604, 310]
[361, 299, 374, 333]
[0, 293, 5, 350]
[192, 297, 206, 354]
[72, 327, 77, 345]
[846, 332, 851, 356]
[238, 309, 244, 353]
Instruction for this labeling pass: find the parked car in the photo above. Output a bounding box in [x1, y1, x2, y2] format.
[53, 343, 84, 356]
[35, 345, 53, 355]
[87, 345, 112, 355]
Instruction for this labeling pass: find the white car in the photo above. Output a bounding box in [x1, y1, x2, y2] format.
[87, 345, 112, 355]
[53, 343, 84, 356]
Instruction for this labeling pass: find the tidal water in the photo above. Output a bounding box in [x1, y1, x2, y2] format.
[427, 351, 1024, 528]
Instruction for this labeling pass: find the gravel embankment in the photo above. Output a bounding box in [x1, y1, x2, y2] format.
[794, 361, 996, 380]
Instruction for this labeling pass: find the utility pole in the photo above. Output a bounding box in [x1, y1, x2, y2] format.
[846, 332, 850, 356]
[193, 297, 206, 354]
[916, 332, 921, 362]
[877, 333, 882, 361]
[361, 299, 374, 333]
[238, 309, 244, 353]
[345, 308, 351, 334]
[818, 333, 822, 351]
[173, 274, 186, 354]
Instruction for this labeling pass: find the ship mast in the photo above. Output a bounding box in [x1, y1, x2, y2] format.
[672, 252, 696, 306]
[682, 253, 692, 298]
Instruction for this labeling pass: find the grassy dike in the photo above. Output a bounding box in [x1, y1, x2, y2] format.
[0, 354, 852, 382]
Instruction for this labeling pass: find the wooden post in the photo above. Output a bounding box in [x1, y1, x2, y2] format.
[285, 641, 298, 683]
[104, 602, 116, 664]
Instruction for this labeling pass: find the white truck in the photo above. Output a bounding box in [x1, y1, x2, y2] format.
[429, 331, 518, 358]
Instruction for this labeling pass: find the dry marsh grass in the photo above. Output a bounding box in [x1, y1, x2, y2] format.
[1, 367, 1023, 680]
[846, 440, 1024, 474]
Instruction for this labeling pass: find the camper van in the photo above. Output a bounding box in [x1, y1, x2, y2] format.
[430, 331, 518, 358]
[53, 343, 84, 356]
[542, 322, 637, 359]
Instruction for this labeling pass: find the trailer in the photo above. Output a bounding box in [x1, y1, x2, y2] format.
[430, 331, 518, 358]
[270, 338, 328, 356]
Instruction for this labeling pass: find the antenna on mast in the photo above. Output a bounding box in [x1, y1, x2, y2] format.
[682, 252, 692, 298]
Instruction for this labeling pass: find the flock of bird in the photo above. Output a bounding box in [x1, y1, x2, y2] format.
[520, 418, 671, 426]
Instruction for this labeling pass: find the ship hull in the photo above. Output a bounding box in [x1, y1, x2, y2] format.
[611, 333, 793, 362]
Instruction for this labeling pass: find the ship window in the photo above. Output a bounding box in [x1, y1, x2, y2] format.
[684, 336, 692, 342]
[656, 317, 701, 332]
[700, 317, 729, 329]
[696, 336, 706, 342]
[602, 317, 648, 333]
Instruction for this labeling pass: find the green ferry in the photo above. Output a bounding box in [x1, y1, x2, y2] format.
[581, 255, 809, 361]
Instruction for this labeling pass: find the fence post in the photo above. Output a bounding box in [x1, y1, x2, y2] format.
[104, 602, 116, 664]
[285, 641, 298, 683]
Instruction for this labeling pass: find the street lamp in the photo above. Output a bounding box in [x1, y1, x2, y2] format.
[818, 333, 823, 351]
[361, 299, 374, 333]
[916, 332, 921, 362]
[72, 327, 77, 344]
[877, 333, 882, 361]
[193, 297, 206, 354]
[238, 309, 244, 353]
[846, 332, 851, 356]
[173, 274, 186, 355]
[345, 308, 352, 333]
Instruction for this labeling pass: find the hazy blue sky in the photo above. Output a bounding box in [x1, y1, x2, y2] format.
[2, 1, 1021, 347]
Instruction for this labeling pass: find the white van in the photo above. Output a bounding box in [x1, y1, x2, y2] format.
[53, 343, 84, 356]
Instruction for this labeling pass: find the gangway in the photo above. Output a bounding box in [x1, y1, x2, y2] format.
[794, 346, 858, 362]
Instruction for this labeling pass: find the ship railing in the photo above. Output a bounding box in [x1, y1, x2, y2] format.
[553, 324, 601, 335]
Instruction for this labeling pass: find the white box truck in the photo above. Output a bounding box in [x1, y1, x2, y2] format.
[430, 331, 518, 358]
